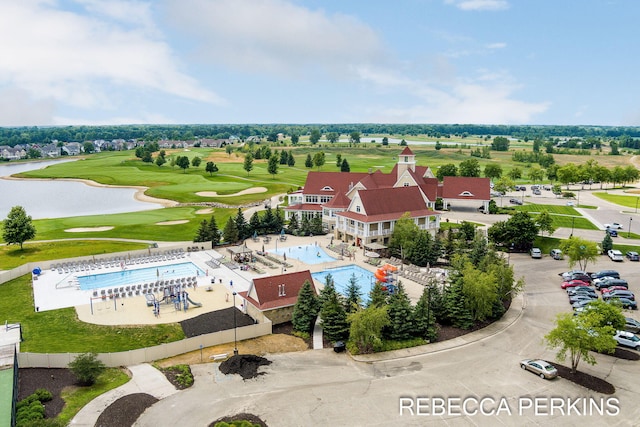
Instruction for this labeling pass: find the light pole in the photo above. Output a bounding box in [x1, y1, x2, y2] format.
[232, 291, 238, 355]
[570, 217, 575, 238]
[629, 217, 633, 239]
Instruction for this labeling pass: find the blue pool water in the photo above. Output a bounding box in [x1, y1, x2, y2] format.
[269, 243, 336, 265]
[77, 262, 205, 290]
[312, 265, 376, 305]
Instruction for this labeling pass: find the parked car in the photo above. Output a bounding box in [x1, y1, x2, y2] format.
[543, 185, 552, 191]
[569, 294, 598, 304]
[509, 198, 523, 205]
[608, 249, 624, 262]
[566, 201, 575, 206]
[520, 359, 558, 379]
[530, 248, 542, 259]
[591, 270, 620, 280]
[561, 270, 587, 280]
[533, 189, 542, 195]
[605, 223, 624, 230]
[606, 229, 618, 237]
[561, 279, 590, 289]
[603, 290, 635, 301]
[569, 272, 592, 284]
[567, 287, 597, 296]
[572, 299, 597, 309]
[490, 190, 504, 197]
[605, 298, 637, 310]
[595, 278, 629, 290]
[624, 317, 640, 333]
[602, 286, 632, 294]
[626, 251, 639, 261]
[613, 331, 640, 350]
[550, 249, 563, 260]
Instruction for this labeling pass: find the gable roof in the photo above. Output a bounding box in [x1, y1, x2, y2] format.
[400, 146, 414, 156]
[303, 171, 369, 195]
[238, 270, 315, 311]
[441, 176, 491, 200]
[323, 192, 351, 209]
[338, 186, 437, 222]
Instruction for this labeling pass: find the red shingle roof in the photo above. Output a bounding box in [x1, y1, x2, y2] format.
[303, 171, 369, 195]
[400, 146, 414, 155]
[441, 176, 491, 200]
[239, 270, 316, 311]
[284, 204, 323, 212]
[337, 186, 437, 222]
[323, 192, 351, 208]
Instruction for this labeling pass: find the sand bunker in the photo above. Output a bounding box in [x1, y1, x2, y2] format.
[65, 226, 114, 233]
[196, 187, 267, 198]
[196, 208, 214, 214]
[156, 220, 189, 225]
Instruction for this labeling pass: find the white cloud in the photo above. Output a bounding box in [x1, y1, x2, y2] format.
[486, 42, 507, 49]
[0, 89, 55, 126]
[166, 0, 386, 76]
[445, 0, 510, 11]
[0, 0, 223, 124]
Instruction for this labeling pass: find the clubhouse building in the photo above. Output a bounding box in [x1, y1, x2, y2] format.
[285, 147, 490, 249]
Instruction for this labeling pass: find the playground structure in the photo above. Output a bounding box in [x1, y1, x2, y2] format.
[374, 264, 398, 294]
[145, 283, 202, 317]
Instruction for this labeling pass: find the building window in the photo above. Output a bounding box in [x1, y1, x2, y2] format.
[278, 284, 286, 296]
[404, 156, 408, 162]
[356, 206, 361, 212]
[403, 182, 409, 187]
[320, 196, 332, 203]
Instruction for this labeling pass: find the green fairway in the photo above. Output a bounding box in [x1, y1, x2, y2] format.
[1, 274, 184, 353]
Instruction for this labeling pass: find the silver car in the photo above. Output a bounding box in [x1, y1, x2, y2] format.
[614, 331, 640, 350]
[625, 318, 640, 333]
[520, 359, 558, 379]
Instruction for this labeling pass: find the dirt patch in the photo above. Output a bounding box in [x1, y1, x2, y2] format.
[95, 393, 158, 427]
[155, 220, 189, 225]
[210, 413, 268, 427]
[219, 354, 272, 380]
[179, 307, 255, 337]
[554, 364, 616, 394]
[18, 368, 79, 419]
[65, 226, 114, 232]
[196, 187, 267, 197]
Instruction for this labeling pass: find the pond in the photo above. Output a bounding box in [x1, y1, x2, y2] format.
[0, 160, 160, 219]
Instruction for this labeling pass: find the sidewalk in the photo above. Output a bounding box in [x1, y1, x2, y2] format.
[70, 364, 177, 426]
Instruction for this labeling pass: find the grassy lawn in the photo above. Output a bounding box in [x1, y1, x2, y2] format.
[57, 368, 130, 425]
[594, 191, 640, 210]
[1, 241, 149, 270]
[516, 204, 579, 215]
[2, 274, 184, 353]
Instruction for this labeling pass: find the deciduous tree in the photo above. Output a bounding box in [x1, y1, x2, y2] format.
[2, 206, 36, 250]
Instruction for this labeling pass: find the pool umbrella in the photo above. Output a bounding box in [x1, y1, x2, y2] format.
[156, 268, 159, 278]
[280, 228, 285, 236]
[262, 244, 265, 253]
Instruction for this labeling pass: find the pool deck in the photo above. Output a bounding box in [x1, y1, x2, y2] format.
[31, 233, 428, 327]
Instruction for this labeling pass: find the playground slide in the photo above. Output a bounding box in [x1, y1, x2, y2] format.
[186, 296, 203, 307]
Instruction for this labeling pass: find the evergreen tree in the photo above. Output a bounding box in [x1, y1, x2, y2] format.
[385, 283, 414, 341]
[193, 219, 209, 242]
[292, 280, 319, 334]
[268, 155, 279, 178]
[407, 230, 433, 267]
[208, 215, 221, 246]
[413, 287, 437, 342]
[274, 207, 285, 233]
[287, 213, 299, 235]
[344, 273, 362, 313]
[279, 150, 288, 165]
[340, 158, 350, 172]
[602, 233, 613, 254]
[368, 282, 388, 308]
[249, 212, 262, 236]
[262, 207, 277, 233]
[318, 274, 335, 307]
[234, 208, 249, 240]
[443, 282, 474, 329]
[320, 283, 349, 342]
[469, 233, 488, 267]
[336, 153, 342, 167]
[427, 282, 446, 323]
[223, 217, 239, 244]
[310, 213, 324, 235]
[305, 153, 313, 168]
[287, 151, 295, 166]
[301, 215, 311, 236]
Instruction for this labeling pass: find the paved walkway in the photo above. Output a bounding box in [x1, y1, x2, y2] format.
[70, 364, 177, 427]
[312, 317, 323, 350]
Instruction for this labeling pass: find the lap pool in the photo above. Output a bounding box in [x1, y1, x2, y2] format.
[269, 243, 336, 264]
[312, 264, 375, 305]
[77, 262, 205, 290]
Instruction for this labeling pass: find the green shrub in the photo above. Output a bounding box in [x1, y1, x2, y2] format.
[68, 352, 106, 386]
[214, 421, 260, 427]
[162, 364, 194, 388]
[34, 388, 53, 402]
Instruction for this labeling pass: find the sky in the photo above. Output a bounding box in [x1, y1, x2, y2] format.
[0, 0, 639, 127]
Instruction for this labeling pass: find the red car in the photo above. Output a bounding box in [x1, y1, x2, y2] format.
[561, 279, 590, 289]
[601, 286, 629, 294]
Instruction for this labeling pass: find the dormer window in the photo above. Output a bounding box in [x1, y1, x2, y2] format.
[356, 206, 361, 213]
[278, 284, 286, 296]
[321, 186, 334, 191]
[403, 182, 410, 187]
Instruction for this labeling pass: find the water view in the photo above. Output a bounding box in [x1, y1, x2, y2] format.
[0, 160, 160, 219]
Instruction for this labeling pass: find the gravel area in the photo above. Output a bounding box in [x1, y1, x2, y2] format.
[179, 307, 255, 338]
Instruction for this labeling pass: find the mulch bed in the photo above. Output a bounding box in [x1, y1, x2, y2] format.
[554, 364, 616, 394]
[604, 347, 640, 360]
[179, 307, 255, 338]
[95, 393, 158, 427]
[17, 368, 78, 419]
[159, 365, 194, 390]
[219, 354, 272, 380]
[209, 413, 268, 427]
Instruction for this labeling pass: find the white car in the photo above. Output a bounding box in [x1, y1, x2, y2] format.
[614, 331, 640, 350]
[530, 248, 542, 259]
[608, 249, 624, 262]
[604, 223, 623, 230]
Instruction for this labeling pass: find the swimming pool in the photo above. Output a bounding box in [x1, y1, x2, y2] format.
[269, 243, 336, 265]
[312, 265, 375, 305]
[77, 262, 205, 290]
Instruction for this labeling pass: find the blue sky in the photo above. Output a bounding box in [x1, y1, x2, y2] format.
[1, 0, 638, 127]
